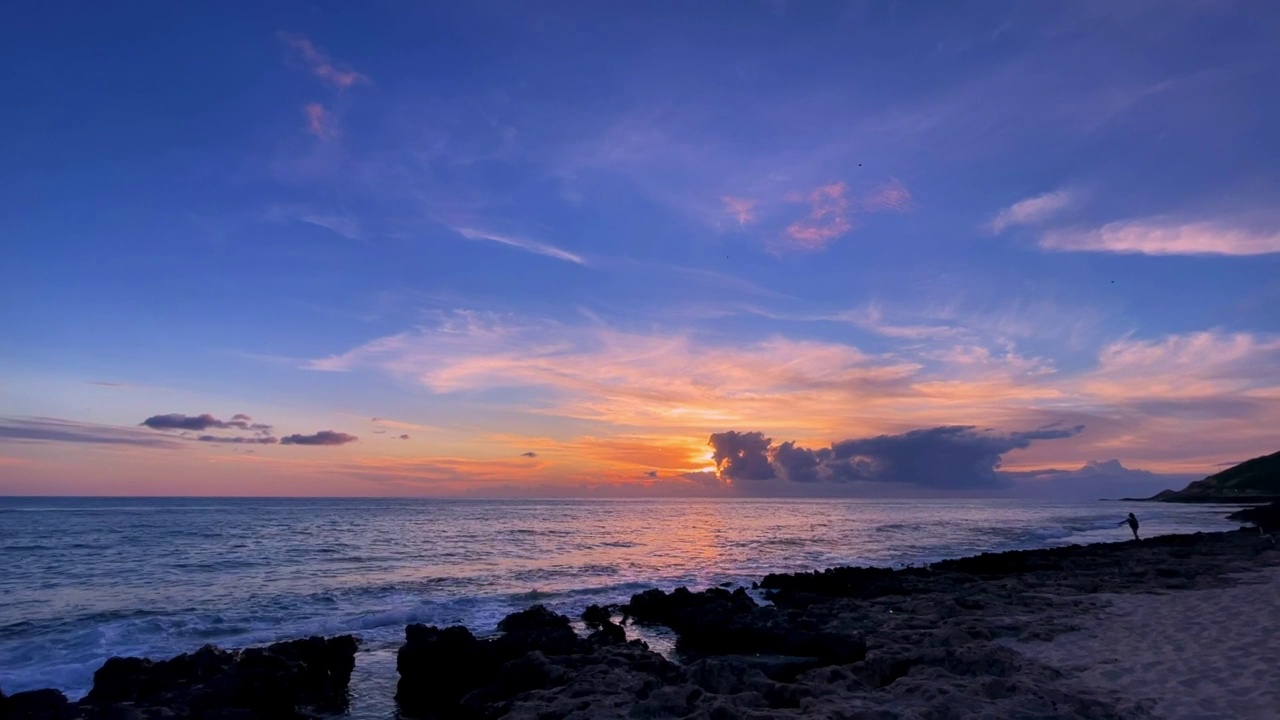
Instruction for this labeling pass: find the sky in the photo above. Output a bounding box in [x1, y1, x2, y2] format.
[2, 1, 1279, 497]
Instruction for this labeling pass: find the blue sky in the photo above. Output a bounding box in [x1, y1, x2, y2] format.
[2, 1, 1278, 496]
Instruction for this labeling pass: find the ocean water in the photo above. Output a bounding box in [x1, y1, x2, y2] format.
[0, 497, 1242, 715]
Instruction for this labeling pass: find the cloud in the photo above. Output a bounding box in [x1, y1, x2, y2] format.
[1, 417, 184, 448]
[299, 213, 360, 240]
[645, 470, 659, 478]
[712, 424, 1084, 489]
[304, 102, 337, 139]
[197, 435, 280, 445]
[280, 430, 358, 446]
[721, 196, 758, 226]
[141, 413, 272, 432]
[278, 32, 369, 89]
[861, 178, 912, 212]
[366, 416, 442, 432]
[708, 430, 775, 481]
[306, 310, 923, 435]
[521, 451, 538, 457]
[989, 190, 1075, 233]
[1040, 220, 1280, 256]
[830, 304, 958, 340]
[453, 227, 587, 265]
[784, 182, 853, 250]
[1007, 459, 1199, 501]
[780, 180, 912, 250]
[265, 205, 362, 240]
[399, 434, 411, 440]
[1085, 331, 1280, 400]
[306, 311, 1280, 478]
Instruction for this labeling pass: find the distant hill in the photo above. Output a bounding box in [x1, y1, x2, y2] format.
[1155, 449, 1280, 503]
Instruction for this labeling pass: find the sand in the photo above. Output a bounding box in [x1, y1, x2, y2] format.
[1008, 565, 1280, 719]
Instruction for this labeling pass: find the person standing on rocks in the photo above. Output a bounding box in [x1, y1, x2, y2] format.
[1120, 512, 1140, 541]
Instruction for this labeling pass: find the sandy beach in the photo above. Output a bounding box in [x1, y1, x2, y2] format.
[1009, 564, 1280, 719]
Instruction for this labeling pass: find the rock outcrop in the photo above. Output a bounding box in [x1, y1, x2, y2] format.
[1, 688, 74, 720]
[3, 635, 358, 719]
[1227, 500, 1280, 533]
[396, 604, 635, 718]
[625, 586, 866, 666]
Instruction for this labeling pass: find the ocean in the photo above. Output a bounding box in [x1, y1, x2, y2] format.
[0, 497, 1242, 716]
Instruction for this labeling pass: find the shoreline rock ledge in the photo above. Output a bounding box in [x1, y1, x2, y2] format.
[0, 635, 358, 720]
[395, 529, 1277, 719]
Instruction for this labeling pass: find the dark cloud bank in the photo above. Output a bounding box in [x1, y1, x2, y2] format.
[142, 413, 272, 433]
[280, 431, 358, 446]
[141, 413, 355, 447]
[709, 425, 1085, 490]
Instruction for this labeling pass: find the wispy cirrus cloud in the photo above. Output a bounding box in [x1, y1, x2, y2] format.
[779, 180, 913, 251]
[861, 178, 913, 212]
[989, 189, 1075, 233]
[721, 196, 758, 227]
[828, 304, 957, 340]
[365, 416, 442, 433]
[1, 417, 185, 448]
[304, 102, 338, 139]
[306, 310, 1280, 476]
[265, 205, 362, 240]
[1083, 331, 1280, 401]
[1040, 219, 1280, 256]
[278, 32, 369, 89]
[306, 310, 924, 433]
[300, 212, 360, 239]
[784, 182, 853, 250]
[453, 227, 587, 265]
[302, 309, 1085, 441]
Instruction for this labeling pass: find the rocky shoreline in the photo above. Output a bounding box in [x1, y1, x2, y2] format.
[4, 528, 1277, 719]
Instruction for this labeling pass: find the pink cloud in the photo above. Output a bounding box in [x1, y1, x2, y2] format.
[721, 196, 758, 226]
[304, 102, 337, 139]
[1040, 220, 1280, 256]
[278, 31, 369, 89]
[784, 182, 853, 250]
[989, 190, 1074, 233]
[862, 178, 912, 212]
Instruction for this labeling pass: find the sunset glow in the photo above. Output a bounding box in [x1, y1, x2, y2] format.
[2, 2, 1278, 497]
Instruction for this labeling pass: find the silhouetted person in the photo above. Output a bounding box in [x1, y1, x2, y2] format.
[1120, 512, 1140, 541]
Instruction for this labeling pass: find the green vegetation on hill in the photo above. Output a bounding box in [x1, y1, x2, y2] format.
[1157, 449, 1280, 502]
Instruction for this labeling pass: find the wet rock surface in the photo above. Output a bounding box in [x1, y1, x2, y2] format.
[399, 529, 1279, 719]
[3, 635, 358, 719]
[396, 604, 643, 719]
[1227, 500, 1280, 533]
